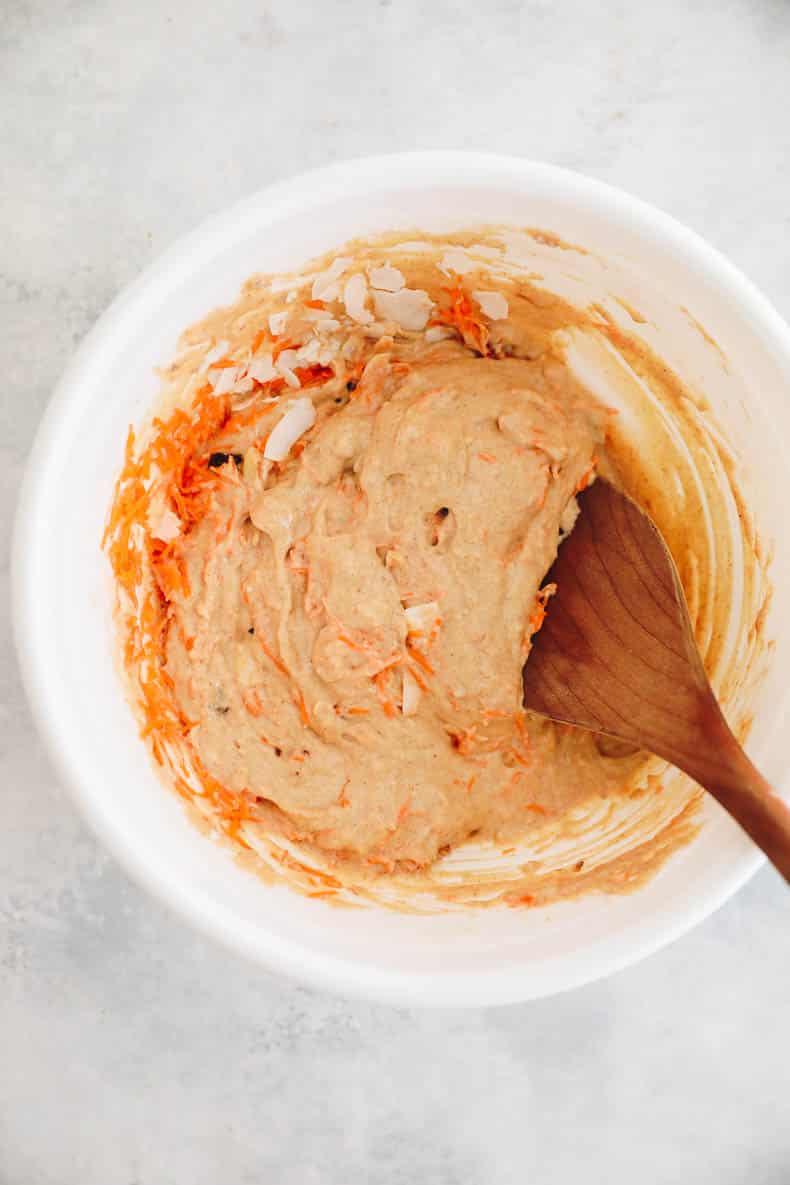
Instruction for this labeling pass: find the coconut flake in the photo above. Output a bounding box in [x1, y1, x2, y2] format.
[372, 288, 433, 331]
[363, 323, 391, 340]
[343, 273, 374, 325]
[439, 249, 476, 276]
[404, 601, 442, 636]
[315, 317, 341, 334]
[270, 276, 300, 294]
[247, 353, 276, 384]
[319, 283, 342, 302]
[296, 337, 321, 364]
[269, 311, 288, 336]
[200, 339, 230, 373]
[402, 668, 422, 717]
[472, 290, 509, 321]
[276, 349, 301, 388]
[424, 326, 455, 344]
[264, 398, 316, 461]
[312, 257, 352, 301]
[500, 232, 535, 266]
[368, 264, 405, 292]
[210, 366, 241, 397]
[242, 446, 260, 485]
[301, 308, 341, 332]
[149, 505, 181, 543]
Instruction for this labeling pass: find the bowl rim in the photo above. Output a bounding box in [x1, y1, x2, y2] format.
[14, 150, 784, 1007]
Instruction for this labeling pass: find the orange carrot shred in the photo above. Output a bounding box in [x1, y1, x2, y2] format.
[406, 639, 434, 675]
[293, 690, 311, 728]
[507, 893, 536, 908]
[575, 455, 598, 493]
[528, 582, 557, 636]
[373, 670, 397, 718]
[431, 283, 490, 355]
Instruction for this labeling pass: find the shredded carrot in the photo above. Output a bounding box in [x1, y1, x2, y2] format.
[478, 451, 497, 464]
[272, 336, 298, 361]
[223, 364, 331, 443]
[575, 455, 598, 493]
[396, 795, 412, 824]
[431, 283, 490, 355]
[337, 632, 370, 652]
[241, 689, 266, 718]
[527, 803, 547, 815]
[256, 635, 289, 676]
[364, 854, 396, 872]
[293, 689, 311, 728]
[513, 711, 529, 740]
[104, 384, 239, 805]
[101, 361, 325, 849]
[100, 308, 411, 873]
[273, 847, 341, 888]
[528, 582, 557, 636]
[528, 606, 547, 634]
[304, 298, 326, 310]
[149, 537, 190, 601]
[373, 670, 397, 718]
[295, 363, 334, 389]
[377, 654, 404, 674]
[406, 639, 434, 675]
[507, 893, 536, 908]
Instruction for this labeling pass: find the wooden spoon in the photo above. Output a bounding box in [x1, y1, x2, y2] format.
[521, 479, 790, 883]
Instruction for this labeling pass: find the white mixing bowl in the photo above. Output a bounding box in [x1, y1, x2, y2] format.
[13, 153, 790, 1006]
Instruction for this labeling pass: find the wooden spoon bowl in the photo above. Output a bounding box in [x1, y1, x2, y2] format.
[521, 480, 790, 883]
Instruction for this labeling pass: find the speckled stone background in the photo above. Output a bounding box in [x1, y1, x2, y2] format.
[3, 2, 790, 1182]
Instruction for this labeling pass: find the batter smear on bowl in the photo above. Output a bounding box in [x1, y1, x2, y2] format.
[104, 230, 767, 908]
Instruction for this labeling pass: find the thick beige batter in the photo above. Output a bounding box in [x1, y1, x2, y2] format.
[165, 352, 641, 871]
[105, 228, 767, 904]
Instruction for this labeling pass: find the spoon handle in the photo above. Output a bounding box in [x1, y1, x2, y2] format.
[681, 699, 790, 885]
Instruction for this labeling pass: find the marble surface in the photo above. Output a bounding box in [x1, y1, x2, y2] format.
[3, 1, 790, 1181]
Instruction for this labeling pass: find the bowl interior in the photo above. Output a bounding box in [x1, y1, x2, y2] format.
[14, 154, 790, 1005]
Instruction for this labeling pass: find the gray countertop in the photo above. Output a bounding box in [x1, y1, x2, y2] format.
[3, 2, 790, 1182]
